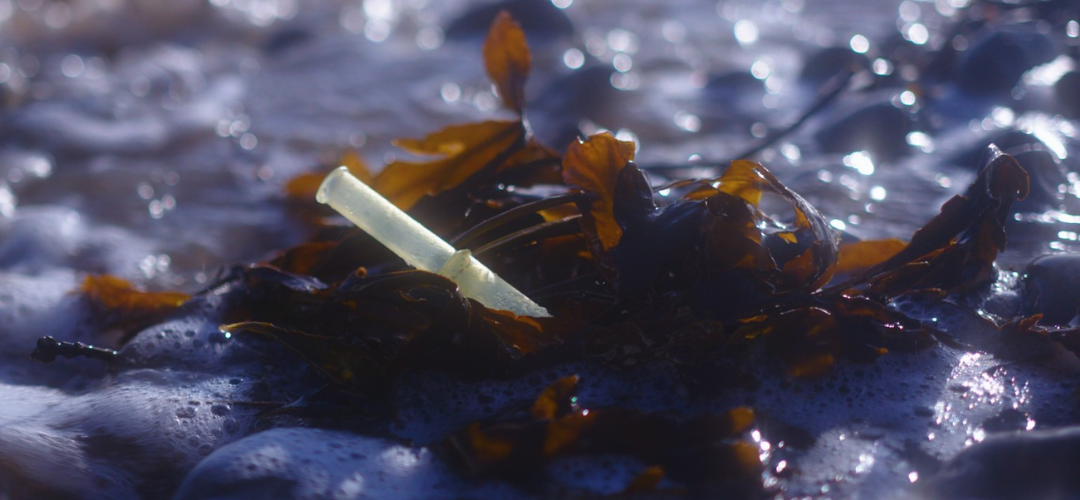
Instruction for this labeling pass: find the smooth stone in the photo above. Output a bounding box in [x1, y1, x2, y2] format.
[1023, 254, 1080, 325]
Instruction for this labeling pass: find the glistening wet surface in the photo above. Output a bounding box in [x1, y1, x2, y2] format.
[1, 0, 1079, 499]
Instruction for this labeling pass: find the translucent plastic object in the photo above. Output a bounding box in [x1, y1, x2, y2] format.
[316, 167, 551, 317]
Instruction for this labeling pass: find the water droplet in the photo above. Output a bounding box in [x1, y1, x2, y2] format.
[674, 111, 700, 132]
[850, 34, 870, 54]
[440, 82, 460, 103]
[734, 20, 759, 45]
[562, 48, 584, 69]
[905, 23, 929, 45]
[415, 26, 443, 50]
[149, 200, 165, 219]
[59, 54, 83, 78]
[239, 133, 258, 150]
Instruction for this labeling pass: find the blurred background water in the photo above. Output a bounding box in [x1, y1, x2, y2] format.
[1, 0, 1079, 499]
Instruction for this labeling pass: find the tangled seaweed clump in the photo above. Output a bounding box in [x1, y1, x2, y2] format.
[31, 10, 1080, 497]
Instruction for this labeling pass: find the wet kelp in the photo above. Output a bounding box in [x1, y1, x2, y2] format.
[442, 376, 762, 495]
[80, 274, 190, 341]
[30, 275, 189, 362]
[29, 10, 1064, 495]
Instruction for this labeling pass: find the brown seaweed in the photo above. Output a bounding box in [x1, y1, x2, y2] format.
[440, 376, 761, 492]
[212, 10, 1039, 388]
[28, 9, 1053, 494]
[373, 120, 526, 210]
[79, 274, 190, 343]
[832, 145, 1029, 298]
[285, 149, 372, 201]
[220, 266, 565, 395]
[483, 11, 531, 115]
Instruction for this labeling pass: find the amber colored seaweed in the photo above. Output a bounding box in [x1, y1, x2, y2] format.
[285, 149, 372, 200]
[834, 238, 907, 275]
[80, 274, 189, 312]
[30, 274, 189, 363]
[284, 10, 551, 214]
[483, 11, 531, 115]
[368, 11, 547, 211]
[219, 266, 565, 396]
[440, 376, 761, 490]
[373, 120, 525, 210]
[833, 145, 1029, 297]
[226, 10, 1035, 402]
[32, 10, 1055, 493]
[562, 133, 637, 253]
[78, 274, 190, 344]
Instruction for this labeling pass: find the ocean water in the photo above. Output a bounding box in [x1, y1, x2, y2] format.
[1, 0, 1079, 498]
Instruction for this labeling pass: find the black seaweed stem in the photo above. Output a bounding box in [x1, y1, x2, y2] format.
[30, 336, 118, 364]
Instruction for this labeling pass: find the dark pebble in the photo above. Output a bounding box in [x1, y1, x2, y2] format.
[1054, 70, 1080, 119]
[444, 0, 573, 41]
[798, 46, 869, 88]
[526, 65, 617, 152]
[262, 28, 312, 55]
[922, 426, 1080, 500]
[1023, 254, 1080, 325]
[814, 99, 915, 161]
[956, 23, 1057, 97]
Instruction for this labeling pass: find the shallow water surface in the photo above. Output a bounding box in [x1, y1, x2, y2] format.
[2, 0, 1080, 499]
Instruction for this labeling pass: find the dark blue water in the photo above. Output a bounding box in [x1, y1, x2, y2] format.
[1, 1, 1079, 499]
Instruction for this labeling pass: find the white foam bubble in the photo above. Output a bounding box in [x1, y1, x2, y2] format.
[174, 428, 521, 500]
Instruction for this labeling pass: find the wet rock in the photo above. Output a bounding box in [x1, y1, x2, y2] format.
[262, 28, 313, 55]
[1054, 70, 1080, 119]
[1023, 254, 1080, 325]
[526, 65, 617, 152]
[980, 409, 1032, 434]
[956, 23, 1058, 97]
[950, 130, 1071, 195]
[1009, 147, 1073, 212]
[949, 130, 1079, 212]
[704, 71, 764, 97]
[444, 0, 573, 41]
[798, 46, 869, 88]
[697, 71, 767, 127]
[173, 428, 518, 500]
[814, 99, 915, 161]
[0, 371, 259, 500]
[922, 426, 1080, 500]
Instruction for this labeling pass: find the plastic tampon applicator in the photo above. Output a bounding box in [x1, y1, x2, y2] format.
[316, 167, 551, 317]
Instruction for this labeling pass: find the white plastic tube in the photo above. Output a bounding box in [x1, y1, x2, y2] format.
[316, 167, 551, 317]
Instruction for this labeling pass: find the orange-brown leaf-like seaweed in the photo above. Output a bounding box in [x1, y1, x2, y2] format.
[561, 133, 637, 253]
[285, 150, 373, 200]
[81, 274, 189, 311]
[442, 376, 761, 489]
[373, 120, 525, 210]
[80, 274, 189, 342]
[840, 147, 1029, 297]
[835, 239, 907, 276]
[483, 11, 531, 114]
